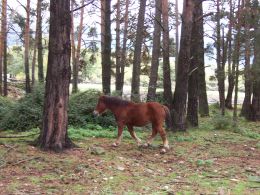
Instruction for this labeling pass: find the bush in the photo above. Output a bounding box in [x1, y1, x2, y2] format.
[0, 85, 44, 131]
[0, 96, 15, 122]
[68, 89, 116, 127]
[211, 112, 232, 130]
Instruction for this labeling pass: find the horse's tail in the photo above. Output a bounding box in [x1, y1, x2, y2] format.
[163, 105, 173, 130]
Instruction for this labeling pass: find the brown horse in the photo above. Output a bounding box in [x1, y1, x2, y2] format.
[93, 95, 171, 151]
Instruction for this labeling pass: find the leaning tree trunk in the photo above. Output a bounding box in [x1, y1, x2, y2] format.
[24, 0, 31, 93]
[1, 0, 7, 96]
[101, 0, 111, 95]
[162, 0, 172, 107]
[36, 0, 74, 151]
[131, 0, 147, 101]
[172, 0, 194, 131]
[175, 0, 179, 79]
[147, 0, 162, 101]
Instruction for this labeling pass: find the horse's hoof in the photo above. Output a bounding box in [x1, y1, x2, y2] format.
[112, 143, 119, 147]
[142, 143, 149, 147]
[160, 148, 167, 154]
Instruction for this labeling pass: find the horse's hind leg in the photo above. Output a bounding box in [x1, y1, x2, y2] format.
[127, 125, 142, 146]
[145, 126, 158, 146]
[158, 127, 169, 150]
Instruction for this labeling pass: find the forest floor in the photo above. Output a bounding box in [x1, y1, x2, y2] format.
[0, 118, 260, 194]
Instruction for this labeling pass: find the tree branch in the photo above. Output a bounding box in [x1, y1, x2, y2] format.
[71, 0, 95, 13]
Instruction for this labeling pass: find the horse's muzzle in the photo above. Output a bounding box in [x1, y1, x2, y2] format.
[93, 110, 99, 117]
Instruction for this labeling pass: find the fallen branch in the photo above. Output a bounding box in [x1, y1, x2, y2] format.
[0, 156, 41, 169]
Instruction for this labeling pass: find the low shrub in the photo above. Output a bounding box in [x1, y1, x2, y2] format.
[211, 112, 232, 130]
[68, 89, 116, 127]
[0, 85, 44, 131]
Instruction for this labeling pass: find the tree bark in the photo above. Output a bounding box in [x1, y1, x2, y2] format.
[72, 0, 85, 94]
[1, 0, 7, 96]
[162, 0, 172, 106]
[175, 0, 179, 79]
[172, 0, 194, 131]
[37, 0, 44, 83]
[116, 0, 129, 96]
[216, 0, 225, 115]
[241, 0, 252, 118]
[233, 0, 242, 126]
[24, 0, 31, 93]
[187, 1, 204, 127]
[225, 0, 234, 109]
[131, 0, 147, 101]
[147, 0, 162, 101]
[115, 0, 121, 94]
[101, 0, 111, 95]
[36, 0, 74, 151]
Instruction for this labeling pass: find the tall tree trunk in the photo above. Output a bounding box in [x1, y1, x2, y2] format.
[115, 0, 121, 94]
[72, 0, 85, 94]
[175, 0, 179, 79]
[24, 0, 31, 93]
[216, 0, 225, 115]
[241, 0, 252, 118]
[71, 0, 76, 82]
[117, 0, 129, 95]
[225, 0, 234, 109]
[172, 0, 194, 131]
[31, 12, 39, 88]
[131, 0, 147, 101]
[36, 0, 74, 151]
[233, 0, 242, 126]
[197, 1, 209, 117]
[162, 0, 172, 106]
[37, 0, 44, 83]
[187, 1, 204, 127]
[147, 0, 161, 101]
[101, 0, 111, 95]
[1, 0, 7, 96]
[250, 3, 260, 121]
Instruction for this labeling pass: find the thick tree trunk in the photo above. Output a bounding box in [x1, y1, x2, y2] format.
[196, 1, 209, 117]
[147, 0, 161, 101]
[101, 0, 111, 95]
[1, 0, 7, 96]
[187, 1, 205, 127]
[172, 0, 194, 131]
[72, 0, 85, 94]
[37, 0, 44, 83]
[36, 0, 74, 151]
[250, 15, 260, 121]
[131, 0, 147, 101]
[241, 0, 252, 118]
[24, 0, 31, 93]
[162, 0, 172, 106]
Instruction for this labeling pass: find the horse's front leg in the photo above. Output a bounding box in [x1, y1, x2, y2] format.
[112, 124, 124, 147]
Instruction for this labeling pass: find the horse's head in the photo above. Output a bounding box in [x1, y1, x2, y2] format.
[93, 95, 107, 117]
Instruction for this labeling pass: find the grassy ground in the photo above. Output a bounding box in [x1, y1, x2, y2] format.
[0, 117, 259, 194]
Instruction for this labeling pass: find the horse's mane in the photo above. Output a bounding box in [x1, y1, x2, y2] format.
[103, 96, 130, 107]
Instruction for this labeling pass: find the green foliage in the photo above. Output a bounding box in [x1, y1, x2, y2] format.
[211, 112, 232, 130]
[233, 127, 260, 139]
[68, 89, 116, 127]
[196, 159, 214, 167]
[0, 85, 44, 131]
[0, 96, 15, 122]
